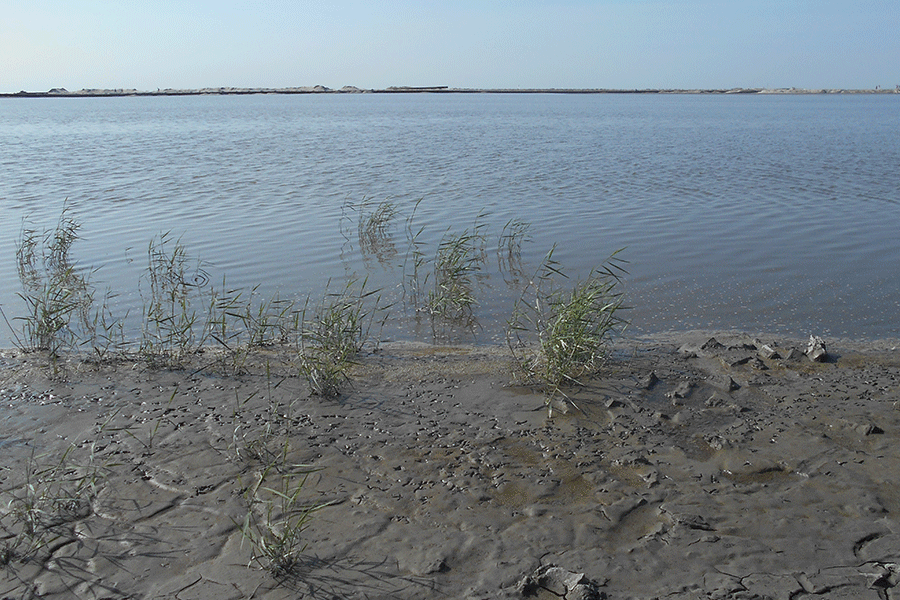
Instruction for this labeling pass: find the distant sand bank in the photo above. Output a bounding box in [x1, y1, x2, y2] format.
[3, 85, 899, 98]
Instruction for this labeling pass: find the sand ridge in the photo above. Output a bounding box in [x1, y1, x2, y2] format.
[2, 331, 900, 599]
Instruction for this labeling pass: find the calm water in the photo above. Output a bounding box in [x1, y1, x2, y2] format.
[1, 93, 899, 347]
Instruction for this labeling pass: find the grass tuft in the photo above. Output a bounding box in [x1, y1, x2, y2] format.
[298, 279, 387, 397]
[507, 247, 628, 414]
[237, 463, 329, 579]
[139, 233, 216, 368]
[209, 285, 298, 375]
[426, 215, 488, 322]
[1, 444, 108, 566]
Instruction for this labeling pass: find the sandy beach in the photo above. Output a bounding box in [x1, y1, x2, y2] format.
[2, 331, 900, 599]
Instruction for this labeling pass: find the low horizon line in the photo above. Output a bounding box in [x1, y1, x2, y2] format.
[3, 84, 899, 98]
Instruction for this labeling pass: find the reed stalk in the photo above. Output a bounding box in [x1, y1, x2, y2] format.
[507, 247, 629, 414]
[298, 279, 387, 397]
[139, 233, 216, 368]
[427, 216, 487, 322]
[497, 218, 532, 280]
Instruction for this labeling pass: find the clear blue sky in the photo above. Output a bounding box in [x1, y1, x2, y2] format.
[2, 0, 898, 93]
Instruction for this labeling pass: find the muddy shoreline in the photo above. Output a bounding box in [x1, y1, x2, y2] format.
[2, 331, 900, 599]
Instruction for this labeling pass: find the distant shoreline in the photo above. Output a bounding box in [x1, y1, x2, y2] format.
[3, 85, 899, 98]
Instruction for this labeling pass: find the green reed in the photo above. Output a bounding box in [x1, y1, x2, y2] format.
[497, 217, 532, 280]
[139, 232, 217, 367]
[1, 442, 109, 567]
[358, 198, 399, 264]
[426, 213, 488, 323]
[297, 279, 387, 397]
[507, 247, 629, 414]
[9, 208, 123, 369]
[236, 462, 330, 579]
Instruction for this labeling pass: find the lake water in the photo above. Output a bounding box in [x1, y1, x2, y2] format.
[1, 93, 899, 348]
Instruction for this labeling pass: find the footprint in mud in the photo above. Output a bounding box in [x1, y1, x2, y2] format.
[603, 497, 664, 550]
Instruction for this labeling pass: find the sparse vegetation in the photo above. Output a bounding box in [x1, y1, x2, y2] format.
[0, 444, 108, 567]
[121, 388, 178, 452]
[139, 232, 217, 367]
[229, 363, 299, 468]
[298, 279, 386, 397]
[237, 463, 328, 579]
[0, 201, 633, 590]
[209, 285, 299, 375]
[507, 248, 628, 414]
[2, 202, 626, 405]
[225, 368, 330, 578]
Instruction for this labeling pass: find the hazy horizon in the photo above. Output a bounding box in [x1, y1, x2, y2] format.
[2, 1, 898, 95]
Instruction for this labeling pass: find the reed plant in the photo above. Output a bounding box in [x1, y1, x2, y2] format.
[205, 283, 249, 375]
[507, 248, 628, 414]
[426, 217, 488, 322]
[1, 444, 108, 566]
[139, 233, 216, 368]
[79, 286, 127, 363]
[237, 463, 328, 579]
[228, 364, 298, 468]
[12, 210, 94, 358]
[358, 198, 398, 264]
[120, 389, 178, 453]
[236, 287, 297, 348]
[298, 280, 387, 397]
[497, 218, 532, 280]
[208, 285, 298, 375]
[401, 198, 428, 310]
[227, 369, 328, 579]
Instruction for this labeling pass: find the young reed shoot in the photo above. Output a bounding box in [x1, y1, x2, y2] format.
[13, 209, 94, 357]
[208, 285, 298, 375]
[507, 248, 628, 413]
[237, 464, 330, 579]
[139, 233, 216, 367]
[229, 364, 298, 468]
[427, 216, 488, 322]
[298, 279, 387, 397]
[1, 444, 108, 566]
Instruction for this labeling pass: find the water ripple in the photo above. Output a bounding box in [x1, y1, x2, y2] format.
[1, 94, 899, 345]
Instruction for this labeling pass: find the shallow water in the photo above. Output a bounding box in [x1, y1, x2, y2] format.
[1, 93, 899, 347]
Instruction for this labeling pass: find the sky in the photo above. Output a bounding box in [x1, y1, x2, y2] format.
[2, 0, 898, 93]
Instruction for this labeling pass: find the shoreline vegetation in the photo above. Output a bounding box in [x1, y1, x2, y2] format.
[1, 204, 628, 411]
[3, 85, 900, 98]
[3, 216, 900, 592]
[3, 210, 900, 598]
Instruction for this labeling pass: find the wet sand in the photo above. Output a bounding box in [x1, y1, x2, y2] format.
[2, 331, 900, 599]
